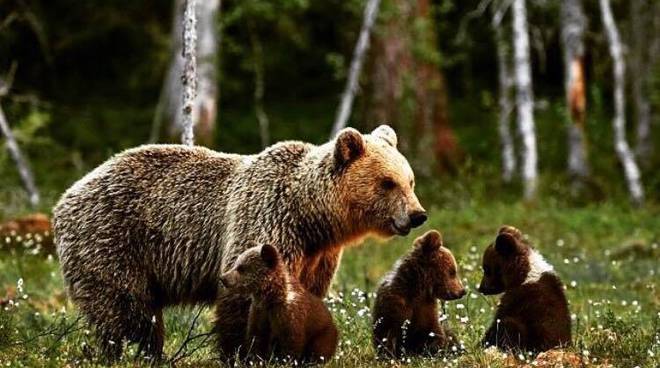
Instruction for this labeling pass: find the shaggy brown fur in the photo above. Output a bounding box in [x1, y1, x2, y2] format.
[220, 244, 338, 364]
[52, 125, 425, 361]
[478, 226, 571, 352]
[372, 230, 465, 357]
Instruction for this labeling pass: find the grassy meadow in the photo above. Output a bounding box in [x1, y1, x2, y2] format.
[0, 178, 658, 367]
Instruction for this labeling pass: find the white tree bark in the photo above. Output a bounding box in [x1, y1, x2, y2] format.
[330, 0, 381, 138]
[561, 0, 589, 182]
[152, 0, 219, 146]
[511, 0, 538, 200]
[492, 0, 516, 183]
[0, 104, 39, 206]
[181, 0, 198, 146]
[600, 0, 645, 205]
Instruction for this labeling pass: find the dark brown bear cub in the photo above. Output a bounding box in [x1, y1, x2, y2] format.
[220, 243, 338, 364]
[478, 226, 571, 352]
[373, 230, 466, 357]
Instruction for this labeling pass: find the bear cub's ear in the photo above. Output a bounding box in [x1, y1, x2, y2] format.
[260, 244, 280, 268]
[495, 232, 524, 256]
[371, 124, 398, 147]
[417, 230, 443, 254]
[334, 127, 365, 167]
[498, 225, 523, 240]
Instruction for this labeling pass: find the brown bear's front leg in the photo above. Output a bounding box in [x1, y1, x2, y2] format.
[245, 305, 272, 360]
[214, 292, 251, 362]
[300, 248, 343, 297]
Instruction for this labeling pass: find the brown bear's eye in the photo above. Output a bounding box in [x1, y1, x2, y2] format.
[381, 178, 396, 190]
[237, 265, 245, 273]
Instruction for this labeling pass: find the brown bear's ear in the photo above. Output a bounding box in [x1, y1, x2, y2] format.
[260, 244, 280, 268]
[495, 233, 523, 256]
[371, 124, 397, 147]
[417, 230, 443, 253]
[334, 128, 365, 167]
[498, 225, 523, 240]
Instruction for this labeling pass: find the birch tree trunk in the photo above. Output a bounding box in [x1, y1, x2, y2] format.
[0, 104, 39, 206]
[630, 0, 653, 164]
[153, 0, 219, 146]
[330, 0, 381, 138]
[181, 0, 197, 146]
[492, 0, 516, 182]
[599, 0, 645, 205]
[511, 0, 538, 200]
[561, 0, 589, 185]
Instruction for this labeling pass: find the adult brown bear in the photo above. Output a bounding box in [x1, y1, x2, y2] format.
[52, 125, 426, 361]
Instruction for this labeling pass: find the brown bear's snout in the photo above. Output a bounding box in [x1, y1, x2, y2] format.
[477, 282, 499, 295]
[409, 210, 427, 228]
[445, 288, 466, 300]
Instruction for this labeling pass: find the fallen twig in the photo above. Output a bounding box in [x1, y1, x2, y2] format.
[169, 307, 214, 365]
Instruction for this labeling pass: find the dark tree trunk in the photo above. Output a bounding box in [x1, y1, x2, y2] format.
[561, 0, 589, 187]
[368, 0, 459, 174]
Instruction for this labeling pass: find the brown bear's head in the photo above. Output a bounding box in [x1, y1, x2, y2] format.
[478, 226, 554, 295]
[220, 243, 284, 293]
[412, 230, 466, 300]
[333, 125, 426, 237]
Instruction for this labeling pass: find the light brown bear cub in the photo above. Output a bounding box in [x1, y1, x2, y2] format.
[220, 243, 338, 363]
[478, 226, 571, 352]
[373, 230, 466, 357]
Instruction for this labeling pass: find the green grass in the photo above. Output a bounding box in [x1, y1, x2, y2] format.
[0, 189, 658, 367]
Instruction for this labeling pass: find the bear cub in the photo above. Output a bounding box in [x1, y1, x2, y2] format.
[220, 243, 338, 363]
[478, 226, 571, 352]
[373, 230, 466, 357]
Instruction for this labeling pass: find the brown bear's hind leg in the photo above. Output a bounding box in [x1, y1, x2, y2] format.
[134, 308, 164, 362]
[305, 325, 338, 363]
[74, 279, 163, 362]
[486, 317, 528, 351]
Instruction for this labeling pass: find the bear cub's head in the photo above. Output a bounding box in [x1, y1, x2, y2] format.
[478, 225, 554, 295]
[220, 243, 283, 292]
[412, 230, 466, 300]
[333, 125, 427, 237]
